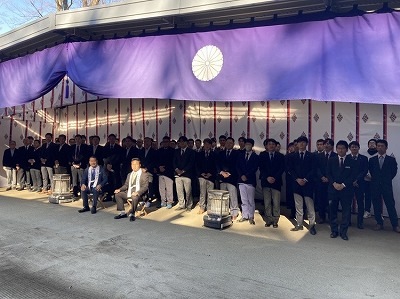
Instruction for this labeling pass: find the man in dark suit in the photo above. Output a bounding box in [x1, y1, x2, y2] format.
[16, 137, 34, 191]
[2, 140, 19, 190]
[120, 136, 141, 183]
[217, 137, 240, 220]
[54, 134, 71, 175]
[349, 141, 369, 229]
[141, 137, 157, 204]
[156, 136, 175, 209]
[114, 158, 150, 222]
[28, 139, 43, 192]
[259, 138, 285, 228]
[327, 140, 357, 240]
[103, 134, 123, 187]
[315, 138, 337, 223]
[88, 135, 104, 166]
[196, 138, 217, 214]
[69, 134, 89, 198]
[40, 133, 58, 193]
[78, 156, 108, 214]
[287, 136, 317, 235]
[369, 139, 400, 233]
[236, 138, 259, 225]
[173, 136, 195, 211]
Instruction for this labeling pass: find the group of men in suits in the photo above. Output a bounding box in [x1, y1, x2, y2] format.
[3, 133, 400, 236]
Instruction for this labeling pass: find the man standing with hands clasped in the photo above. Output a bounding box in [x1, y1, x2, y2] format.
[327, 140, 356, 240]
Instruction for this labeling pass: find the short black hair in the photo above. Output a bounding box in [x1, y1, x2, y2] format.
[323, 138, 334, 146]
[125, 136, 134, 142]
[349, 141, 360, 148]
[195, 139, 201, 142]
[45, 133, 53, 138]
[59, 134, 66, 139]
[131, 158, 141, 163]
[219, 135, 227, 140]
[336, 140, 349, 150]
[376, 139, 388, 148]
[178, 136, 188, 142]
[296, 136, 308, 144]
[238, 137, 246, 143]
[203, 138, 212, 145]
[316, 139, 324, 143]
[75, 134, 82, 139]
[368, 138, 377, 145]
[108, 134, 117, 138]
[245, 138, 255, 146]
[27, 136, 34, 140]
[162, 136, 171, 141]
[92, 135, 100, 140]
[226, 137, 235, 142]
[263, 138, 277, 146]
[188, 138, 194, 142]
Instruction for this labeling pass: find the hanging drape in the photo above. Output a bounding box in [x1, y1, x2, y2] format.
[1, 12, 400, 108]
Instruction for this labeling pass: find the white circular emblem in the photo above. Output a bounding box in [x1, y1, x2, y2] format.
[192, 45, 223, 82]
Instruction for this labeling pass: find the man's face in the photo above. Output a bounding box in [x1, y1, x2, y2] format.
[131, 160, 141, 172]
[23, 138, 29, 146]
[75, 136, 82, 145]
[162, 140, 169, 148]
[324, 142, 333, 152]
[169, 141, 176, 149]
[188, 140, 194, 149]
[45, 135, 52, 143]
[276, 144, 281, 152]
[125, 139, 133, 148]
[137, 139, 143, 148]
[69, 139, 76, 146]
[144, 138, 152, 149]
[267, 141, 276, 152]
[33, 141, 40, 148]
[350, 145, 359, 156]
[28, 138, 33, 145]
[9, 142, 16, 149]
[179, 140, 187, 149]
[336, 144, 347, 157]
[238, 139, 245, 149]
[368, 141, 377, 149]
[298, 141, 307, 151]
[225, 139, 234, 150]
[288, 145, 295, 153]
[89, 157, 98, 167]
[108, 136, 116, 144]
[316, 141, 324, 152]
[203, 142, 211, 151]
[92, 137, 100, 146]
[59, 136, 66, 144]
[219, 138, 226, 147]
[195, 140, 201, 149]
[377, 143, 387, 155]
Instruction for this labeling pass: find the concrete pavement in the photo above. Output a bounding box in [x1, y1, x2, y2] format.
[0, 189, 399, 299]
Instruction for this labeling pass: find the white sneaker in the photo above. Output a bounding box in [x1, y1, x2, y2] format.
[363, 211, 371, 219]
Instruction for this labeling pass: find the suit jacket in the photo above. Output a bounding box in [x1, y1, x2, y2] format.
[55, 143, 71, 168]
[173, 147, 195, 178]
[81, 166, 108, 189]
[88, 145, 104, 165]
[369, 154, 398, 192]
[2, 148, 20, 169]
[351, 154, 368, 190]
[39, 142, 58, 167]
[17, 145, 34, 169]
[69, 143, 89, 169]
[103, 143, 123, 169]
[28, 147, 42, 170]
[326, 155, 357, 196]
[216, 149, 239, 185]
[237, 151, 259, 187]
[286, 150, 315, 197]
[121, 146, 142, 179]
[196, 150, 217, 182]
[120, 170, 149, 197]
[259, 151, 285, 190]
[156, 147, 175, 179]
[316, 151, 338, 180]
[140, 147, 157, 174]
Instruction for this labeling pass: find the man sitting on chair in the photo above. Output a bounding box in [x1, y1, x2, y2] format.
[114, 158, 149, 222]
[78, 156, 108, 214]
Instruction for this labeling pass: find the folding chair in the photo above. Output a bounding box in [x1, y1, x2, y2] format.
[88, 192, 107, 209]
[127, 194, 148, 218]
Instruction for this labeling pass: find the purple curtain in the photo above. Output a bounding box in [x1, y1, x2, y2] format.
[0, 45, 66, 108]
[1, 12, 400, 108]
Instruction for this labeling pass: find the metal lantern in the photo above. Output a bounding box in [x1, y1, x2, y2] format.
[49, 174, 73, 204]
[203, 190, 232, 229]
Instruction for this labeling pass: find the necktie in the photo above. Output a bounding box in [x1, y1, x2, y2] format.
[300, 152, 304, 160]
[76, 146, 80, 157]
[11, 150, 13, 157]
[246, 153, 249, 161]
[93, 146, 96, 155]
[126, 148, 130, 157]
[270, 153, 274, 161]
[340, 157, 344, 168]
[325, 153, 329, 161]
[90, 169, 95, 188]
[352, 155, 357, 160]
[226, 150, 230, 157]
[181, 150, 184, 156]
[26, 146, 28, 151]
[379, 156, 384, 169]
[206, 151, 209, 158]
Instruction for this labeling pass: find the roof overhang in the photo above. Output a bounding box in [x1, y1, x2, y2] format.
[0, 0, 399, 61]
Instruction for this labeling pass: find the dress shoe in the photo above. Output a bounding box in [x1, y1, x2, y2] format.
[330, 232, 338, 238]
[357, 223, 364, 229]
[91, 207, 96, 214]
[186, 208, 192, 212]
[114, 214, 127, 219]
[237, 217, 248, 223]
[17, 188, 24, 191]
[393, 226, 400, 233]
[309, 225, 317, 235]
[341, 234, 349, 241]
[273, 223, 278, 228]
[317, 219, 325, 224]
[78, 207, 90, 213]
[176, 207, 185, 211]
[5, 187, 11, 191]
[373, 224, 384, 231]
[265, 222, 272, 227]
[129, 214, 136, 222]
[249, 219, 255, 225]
[290, 225, 303, 231]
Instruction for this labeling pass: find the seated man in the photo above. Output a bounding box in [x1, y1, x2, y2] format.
[78, 156, 108, 214]
[114, 158, 149, 222]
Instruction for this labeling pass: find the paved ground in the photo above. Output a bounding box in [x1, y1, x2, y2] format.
[0, 190, 399, 299]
